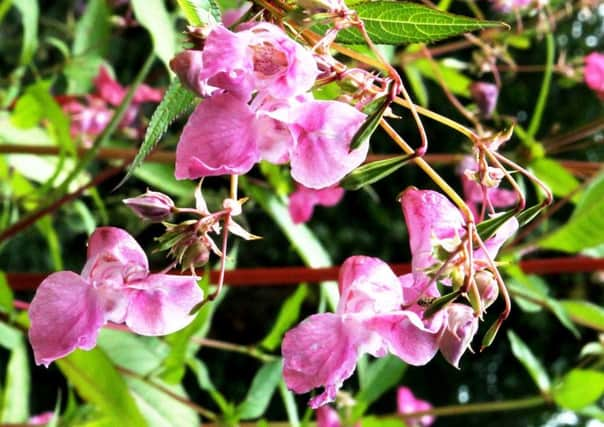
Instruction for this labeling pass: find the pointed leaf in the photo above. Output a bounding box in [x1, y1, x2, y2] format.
[341, 155, 412, 190]
[333, 2, 505, 45]
[131, 0, 177, 69]
[560, 300, 604, 332]
[1, 336, 29, 423]
[530, 158, 581, 203]
[13, 0, 39, 65]
[260, 284, 308, 351]
[176, 0, 221, 26]
[350, 95, 390, 150]
[476, 209, 516, 241]
[235, 360, 283, 420]
[507, 330, 550, 394]
[121, 80, 197, 185]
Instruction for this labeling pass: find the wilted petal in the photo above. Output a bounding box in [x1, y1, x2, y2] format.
[175, 93, 260, 179]
[289, 100, 367, 189]
[282, 313, 361, 408]
[28, 272, 105, 366]
[125, 274, 203, 335]
[439, 303, 479, 368]
[337, 255, 402, 315]
[82, 227, 149, 279]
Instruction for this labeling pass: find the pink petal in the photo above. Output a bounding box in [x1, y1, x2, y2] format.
[132, 84, 163, 104]
[400, 188, 465, 273]
[175, 93, 260, 179]
[282, 313, 361, 408]
[221, 2, 252, 27]
[288, 185, 344, 224]
[366, 310, 444, 366]
[438, 303, 478, 368]
[125, 274, 203, 335]
[585, 53, 604, 97]
[94, 66, 126, 106]
[316, 185, 345, 206]
[397, 387, 435, 427]
[474, 216, 518, 262]
[82, 227, 149, 278]
[289, 100, 367, 189]
[28, 272, 105, 366]
[337, 256, 403, 315]
[201, 25, 254, 101]
[316, 406, 341, 427]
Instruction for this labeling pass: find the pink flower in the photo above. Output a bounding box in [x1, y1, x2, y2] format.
[438, 304, 479, 368]
[175, 94, 367, 189]
[470, 82, 498, 117]
[282, 256, 445, 408]
[28, 412, 54, 425]
[397, 387, 434, 427]
[458, 156, 516, 220]
[584, 52, 604, 99]
[28, 227, 203, 367]
[289, 185, 345, 224]
[316, 406, 342, 427]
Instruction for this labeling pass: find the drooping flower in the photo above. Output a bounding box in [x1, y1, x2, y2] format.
[458, 156, 516, 220]
[289, 184, 345, 224]
[584, 52, 604, 99]
[28, 227, 203, 367]
[282, 256, 445, 408]
[397, 387, 435, 427]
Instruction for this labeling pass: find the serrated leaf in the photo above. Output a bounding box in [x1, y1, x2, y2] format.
[260, 284, 308, 351]
[560, 300, 604, 332]
[507, 330, 551, 394]
[121, 80, 197, 185]
[0, 336, 29, 423]
[552, 369, 604, 410]
[341, 155, 412, 190]
[57, 349, 147, 427]
[353, 355, 406, 419]
[131, 0, 177, 69]
[332, 2, 504, 45]
[236, 360, 282, 420]
[13, 0, 39, 65]
[176, 0, 221, 26]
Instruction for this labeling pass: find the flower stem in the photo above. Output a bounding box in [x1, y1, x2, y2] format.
[527, 32, 555, 139]
[192, 337, 278, 363]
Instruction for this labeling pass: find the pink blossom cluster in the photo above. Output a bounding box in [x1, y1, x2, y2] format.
[171, 23, 368, 189]
[28, 227, 203, 366]
[58, 66, 163, 146]
[282, 189, 517, 408]
[584, 52, 604, 100]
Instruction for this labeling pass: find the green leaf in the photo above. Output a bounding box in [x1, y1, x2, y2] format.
[260, 284, 308, 351]
[1, 336, 30, 423]
[552, 369, 604, 410]
[475, 209, 516, 241]
[332, 2, 504, 45]
[96, 329, 167, 376]
[176, 0, 221, 26]
[235, 360, 283, 420]
[131, 0, 177, 68]
[360, 416, 406, 427]
[413, 58, 472, 97]
[13, 0, 39, 65]
[57, 349, 147, 427]
[507, 330, 550, 394]
[404, 63, 429, 106]
[126, 377, 199, 427]
[560, 300, 604, 332]
[133, 163, 196, 199]
[530, 158, 580, 203]
[35, 215, 63, 271]
[0, 323, 21, 350]
[0, 271, 14, 314]
[350, 94, 390, 150]
[341, 155, 412, 190]
[64, 54, 104, 95]
[73, 0, 110, 57]
[278, 380, 300, 427]
[353, 355, 406, 419]
[121, 79, 197, 185]
[573, 171, 604, 218]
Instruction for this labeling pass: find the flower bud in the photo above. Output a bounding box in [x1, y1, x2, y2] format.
[474, 270, 499, 309]
[470, 82, 499, 117]
[439, 303, 479, 368]
[170, 50, 215, 97]
[181, 240, 211, 271]
[123, 190, 175, 222]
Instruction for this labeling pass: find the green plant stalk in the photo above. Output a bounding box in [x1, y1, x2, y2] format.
[57, 52, 156, 194]
[527, 32, 554, 139]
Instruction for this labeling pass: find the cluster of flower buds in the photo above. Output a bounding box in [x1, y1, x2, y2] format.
[170, 20, 373, 189]
[282, 189, 517, 408]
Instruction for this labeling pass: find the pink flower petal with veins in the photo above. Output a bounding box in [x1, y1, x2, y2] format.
[175, 93, 259, 179]
[125, 274, 203, 335]
[83, 226, 149, 276]
[438, 303, 479, 368]
[288, 100, 367, 189]
[28, 271, 105, 367]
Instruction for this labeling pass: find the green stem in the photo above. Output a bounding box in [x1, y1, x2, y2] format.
[398, 395, 547, 418]
[57, 52, 156, 194]
[527, 32, 554, 139]
[193, 337, 278, 363]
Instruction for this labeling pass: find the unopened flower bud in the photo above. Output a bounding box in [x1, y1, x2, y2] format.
[181, 240, 211, 271]
[223, 198, 242, 216]
[439, 303, 479, 368]
[170, 50, 211, 96]
[123, 190, 174, 222]
[474, 270, 499, 309]
[470, 82, 499, 117]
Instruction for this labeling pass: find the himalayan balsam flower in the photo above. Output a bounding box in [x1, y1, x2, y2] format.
[173, 23, 369, 189]
[470, 82, 499, 117]
[397, 387, 435, 427]
[584, 52, 604, 99]
[123, 190, 175, 222]
[289, 184, 345, 224]
[282, 255, 446, 408]
[28, 227, 203, 366]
